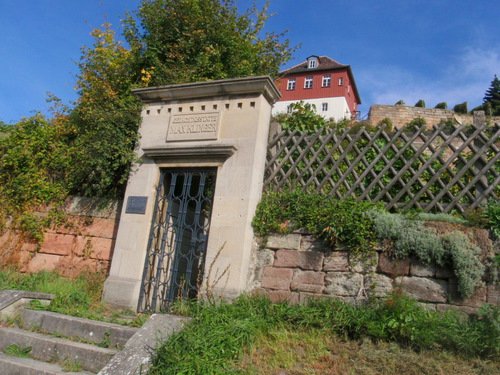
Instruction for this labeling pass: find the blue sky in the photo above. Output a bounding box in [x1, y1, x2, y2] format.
[1, 0, 499, 124]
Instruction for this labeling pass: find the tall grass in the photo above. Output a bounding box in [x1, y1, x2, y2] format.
[0, 269, 104, 312]
[149, 293, 500, 374]
[0, 269, 146, 326]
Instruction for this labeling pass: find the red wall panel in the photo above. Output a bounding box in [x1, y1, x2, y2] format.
[275, 68, 358, 113]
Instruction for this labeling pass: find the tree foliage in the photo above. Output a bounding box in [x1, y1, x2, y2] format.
[434, 102, 447, 109]
[69, 23, 142, 197]
[414, 99, 425, 108]
[123, 0, 296, 86]
[0, 1, 297, 242]
[275, 101, 327, 132]
[453, 101, 468, 114]
[482, 75, 500, 115]
[0, 114, 71, 212]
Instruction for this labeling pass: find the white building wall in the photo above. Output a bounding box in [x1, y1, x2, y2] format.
[272, 97, 351, 122]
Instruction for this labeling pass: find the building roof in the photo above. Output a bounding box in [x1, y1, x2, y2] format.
[279, 56, 347, 75]
[278, 55, 362, 105]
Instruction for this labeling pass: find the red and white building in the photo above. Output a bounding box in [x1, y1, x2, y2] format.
[273, 55, 361, 121]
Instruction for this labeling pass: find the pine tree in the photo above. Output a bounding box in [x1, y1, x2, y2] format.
[482, 75, 500, 115]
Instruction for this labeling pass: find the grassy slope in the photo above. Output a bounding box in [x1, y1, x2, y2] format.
[149, 294, 500, 374]
[237, 327, 500, 374]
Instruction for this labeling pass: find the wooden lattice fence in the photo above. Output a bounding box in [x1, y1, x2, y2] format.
[264, 122, 500, 214]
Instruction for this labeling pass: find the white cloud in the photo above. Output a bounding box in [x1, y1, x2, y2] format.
[358, 46, 500, 111]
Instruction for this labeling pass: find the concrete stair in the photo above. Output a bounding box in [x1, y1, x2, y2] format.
[0, 309, 139, 374]
[0, 290, 191, 375]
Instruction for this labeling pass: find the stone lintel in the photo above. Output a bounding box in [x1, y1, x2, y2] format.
[142, 144, 237, 164]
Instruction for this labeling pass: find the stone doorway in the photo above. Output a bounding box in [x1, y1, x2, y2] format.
[138, 168, 217, 312]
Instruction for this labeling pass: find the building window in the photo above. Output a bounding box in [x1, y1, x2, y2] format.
[287, 105, 293, 114]
[304, 77, 313, 89]
[307, 56, 318, 69]
[339, 77, 344, 86]
[322, 75, 331, 87]
[287, 78, 296, 90]
[322, 103, 328, 112]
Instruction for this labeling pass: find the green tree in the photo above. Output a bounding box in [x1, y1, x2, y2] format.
[453, 101, 468, 114]
[69, 23, 142, 198]
[123, 0, 296, 86]
[415, 99, 425, 108]
[0, 114, 72, 226]
[482, 75, 500, 115]
[434, 102, 447, 109]
[275, 101, 327, 132]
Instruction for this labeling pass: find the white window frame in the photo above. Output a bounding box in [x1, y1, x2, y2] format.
[287, 78, 296, 90]
[322, 103, 328, 112]
[308, 59, 317, 69]
[339, 77, 344, 86]
[322, 75, 331, 87]
[304, 77, 313, 89]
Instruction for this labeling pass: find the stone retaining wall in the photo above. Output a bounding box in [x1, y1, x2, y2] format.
[368, 104, 500, 129]
[249, 233, 499, 315]
[0, 197, 121, 277]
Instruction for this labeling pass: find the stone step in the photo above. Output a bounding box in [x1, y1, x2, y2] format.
[20, 309, 138, 349]
[0, 351, 94, 375]
[0, 327, 117, 373]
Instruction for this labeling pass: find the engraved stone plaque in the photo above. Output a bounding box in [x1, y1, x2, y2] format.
[167, 112, 220, 141]
[125, 196, 148, 214]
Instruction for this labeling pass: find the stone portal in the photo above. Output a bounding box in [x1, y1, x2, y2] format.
[102, 76, 280, 310]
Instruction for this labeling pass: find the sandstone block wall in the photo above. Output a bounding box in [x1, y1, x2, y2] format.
[250, 233, 499, 315]
[0, 197, 121, 277]
[368, 104, 500, 129]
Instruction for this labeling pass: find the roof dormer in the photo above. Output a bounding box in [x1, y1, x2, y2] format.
[307, 55, 319, 69]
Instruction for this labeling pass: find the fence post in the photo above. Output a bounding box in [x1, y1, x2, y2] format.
[473, 111, 487, 204]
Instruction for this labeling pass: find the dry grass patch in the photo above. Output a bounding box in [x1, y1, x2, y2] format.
[236, 327, 500, 375]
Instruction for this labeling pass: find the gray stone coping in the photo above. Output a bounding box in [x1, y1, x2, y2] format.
[98, 313, 191, 375]
[0, 290, 55, 311]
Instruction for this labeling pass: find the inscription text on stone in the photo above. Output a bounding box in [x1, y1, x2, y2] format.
[167, 112, 220, 141]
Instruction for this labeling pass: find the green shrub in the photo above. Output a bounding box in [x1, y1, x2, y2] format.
[376, 117, 394, 131]
[442, 232, 485, 298]
[415, 99, 426, 108]
[486, 199, 500, 239]
[454, 101, 468, 114]
[396, 224, 445, 264]
[0, 115, 72, 237]
[435, 102, 448, 109]
[416, 212, 467, 225]
[368, 210, 486, 298]
[253, 190, 382, 253]
[404, 117, 426, 131]
[368, 210, 405, 239]
[275, 101, 327, 132]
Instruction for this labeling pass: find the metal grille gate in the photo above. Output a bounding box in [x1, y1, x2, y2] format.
[138, 168, 217, 312]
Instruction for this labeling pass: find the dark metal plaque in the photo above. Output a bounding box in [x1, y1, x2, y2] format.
[126, 196, 148, 214]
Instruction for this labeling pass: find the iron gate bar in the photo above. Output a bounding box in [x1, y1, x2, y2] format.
[138, 168, 216, 313]
[138, 169, 165, 312]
